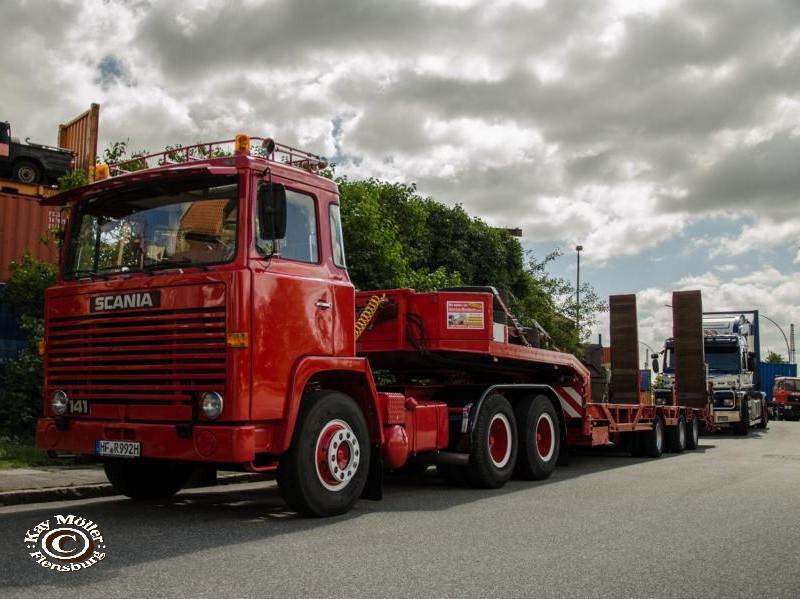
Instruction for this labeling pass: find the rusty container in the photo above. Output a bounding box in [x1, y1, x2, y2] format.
[0, 192, 61, 280]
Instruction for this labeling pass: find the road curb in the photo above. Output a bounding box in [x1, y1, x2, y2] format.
[0, 472, 267, 507]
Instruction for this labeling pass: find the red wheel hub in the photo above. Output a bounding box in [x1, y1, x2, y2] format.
[315, 419, 360, 491]
[488, 414, 512, 468]
[536, 413, 555, 461]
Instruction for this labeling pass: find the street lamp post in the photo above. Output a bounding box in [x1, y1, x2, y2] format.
[575, 245, 583, 345]
[760, 313, 791, 361]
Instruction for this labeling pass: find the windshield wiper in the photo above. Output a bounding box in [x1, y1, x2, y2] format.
[69, 270, 110, 280]
[142, 258, 208, 273]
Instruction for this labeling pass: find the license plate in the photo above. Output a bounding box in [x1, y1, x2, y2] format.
[717, 416, 728, 422]
[95, 440, 141, 458]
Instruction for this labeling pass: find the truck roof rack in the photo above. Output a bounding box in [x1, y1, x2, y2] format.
[109, 136, 328, 177]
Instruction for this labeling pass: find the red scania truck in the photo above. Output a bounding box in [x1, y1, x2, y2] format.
[36, 136, 710, 516]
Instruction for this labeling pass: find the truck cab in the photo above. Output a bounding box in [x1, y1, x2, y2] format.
[773, 377, 800, 420]
[655, 315, 767, 434]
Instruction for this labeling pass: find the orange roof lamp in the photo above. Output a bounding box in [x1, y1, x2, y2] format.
[94, 164, 110, 180]
[234, 134, 250, 155]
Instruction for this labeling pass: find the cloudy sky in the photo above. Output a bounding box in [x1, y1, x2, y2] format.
[2, 0, 799, 361]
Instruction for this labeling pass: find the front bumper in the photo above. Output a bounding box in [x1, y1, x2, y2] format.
[712, 409, 740, 426]
[777, 403, 800, 418]
[36, 418, 257, 464]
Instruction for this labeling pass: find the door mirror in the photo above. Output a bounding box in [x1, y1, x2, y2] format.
[651, 354, 660, 373]
[747, 351, 756, 372]
[257, 182, 287, 241]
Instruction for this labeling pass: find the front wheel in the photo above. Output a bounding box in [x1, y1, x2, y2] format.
[277, 390, 370, 517]
[514, 395, 560, 480]
[104, 459, 193, 500]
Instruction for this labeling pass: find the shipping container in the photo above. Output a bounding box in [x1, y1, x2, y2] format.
[0, 191, 61, 280]
[759, 362, 798, 401]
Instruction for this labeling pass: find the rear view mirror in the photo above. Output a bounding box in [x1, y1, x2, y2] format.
[747, 352, 755, 372]
[651, 354, 660, 373]
[257, 182, 287, 241]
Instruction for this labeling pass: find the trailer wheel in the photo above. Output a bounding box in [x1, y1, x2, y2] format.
[666, 415, 687, 453]
[641, 416, 664, 458]
[277, 390, 370, 517]
[466, 394, 517, 488]
[103, 459, 193, 500]
[514, 395, 560, 480]
[12, 160, 42, 184]
[685, 416, 700, 450]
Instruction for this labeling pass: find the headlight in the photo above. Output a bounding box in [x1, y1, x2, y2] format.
[51, 390, 68, 415]
[201, 392, 223, 420]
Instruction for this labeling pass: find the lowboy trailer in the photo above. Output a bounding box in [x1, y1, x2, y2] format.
[36, 135, 708, 516]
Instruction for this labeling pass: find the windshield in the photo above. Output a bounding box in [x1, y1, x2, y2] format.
[705, 346, 741, 373]
[65, 175, 239, 278]
[777, 379, 800, 392]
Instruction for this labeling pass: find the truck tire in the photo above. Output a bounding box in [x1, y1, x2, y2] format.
[466, 393, 517, 488]
[666, 415, 687, 453]
[756, 401, 768, 429]
[277, 390, 370, 517]
[12, 160, 42, 184]
[103, 459, 193, 500]
[514, 395, 560, 480]
[642, 416, 665, 458]
[734, 402, 749, 436]
[685, 416, 700, 450]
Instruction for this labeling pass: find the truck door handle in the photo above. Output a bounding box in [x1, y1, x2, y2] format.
[316, 300, 332, 310]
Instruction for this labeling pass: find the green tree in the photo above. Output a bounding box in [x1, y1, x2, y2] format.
[0, 255, 55, 439]
[765, 351, 786, 364]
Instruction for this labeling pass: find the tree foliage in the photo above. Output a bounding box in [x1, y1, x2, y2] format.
[0, 255, 54, 439]
[336, 176, 605, 352]
[765, 351, 786, 364]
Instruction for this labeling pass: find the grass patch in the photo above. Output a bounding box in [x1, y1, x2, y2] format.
[0, 439, 54, 469]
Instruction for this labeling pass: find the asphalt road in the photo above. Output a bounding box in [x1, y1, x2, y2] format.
[1, 422, 798, 598]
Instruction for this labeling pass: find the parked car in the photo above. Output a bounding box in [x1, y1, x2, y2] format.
[0, 121, 74, 185]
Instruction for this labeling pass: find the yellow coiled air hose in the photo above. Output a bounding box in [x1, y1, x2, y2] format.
[355, 294, 385, 340]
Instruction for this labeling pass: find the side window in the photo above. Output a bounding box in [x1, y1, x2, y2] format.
[329, 203, 346, 268]
[256, 189, 318, 263]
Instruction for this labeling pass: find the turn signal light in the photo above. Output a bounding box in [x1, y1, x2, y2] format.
[37, 340, 46, 356]
[226, 332, 248, 348]
[234, 134, 250, 155]
[95, 164, 110, 180]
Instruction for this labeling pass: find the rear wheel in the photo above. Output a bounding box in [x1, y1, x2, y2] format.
[642, 416, 665, 458]
[104, 459, 193, 500]
[666, 415, 687, 453]
[685, 416, 700, 450]
[466, 394, 517, 488]
[12, 160, 42, 184]
[514, 395, 560, 480]
[277, 390, 370, 517]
